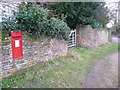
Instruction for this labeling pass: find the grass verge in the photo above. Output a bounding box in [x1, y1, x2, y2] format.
[1, 43, 118, 88]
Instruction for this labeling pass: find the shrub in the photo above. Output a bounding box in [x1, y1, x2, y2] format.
[91, 22, 104, 29]
[43, 18, 70, 40]
[1, 6, 70, 40]
[1, 16, 21, 31]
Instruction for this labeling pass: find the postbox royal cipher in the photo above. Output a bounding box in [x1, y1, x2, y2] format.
[11, 32, 23, 60]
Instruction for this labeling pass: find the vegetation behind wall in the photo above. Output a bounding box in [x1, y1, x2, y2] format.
[48, 2, 110, 29]
[1, 5, 70, 40]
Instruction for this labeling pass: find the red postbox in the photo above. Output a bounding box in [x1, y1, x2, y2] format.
[11, 32, 23, 60]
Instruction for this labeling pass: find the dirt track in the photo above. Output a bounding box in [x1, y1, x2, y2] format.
[82, 37, 119, 88]
[82, 52, 118, 88]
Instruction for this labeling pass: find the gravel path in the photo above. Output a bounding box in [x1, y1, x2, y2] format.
[82, 52, 118, 88]
[82, 37, 119, 88]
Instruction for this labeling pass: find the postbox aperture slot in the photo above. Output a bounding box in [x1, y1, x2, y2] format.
[12, 36, 21, 38]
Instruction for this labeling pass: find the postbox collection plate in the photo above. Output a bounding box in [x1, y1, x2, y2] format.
[11, 32, 23, 60]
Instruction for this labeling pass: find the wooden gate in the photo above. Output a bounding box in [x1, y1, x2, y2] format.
[67, 30, 76, 47]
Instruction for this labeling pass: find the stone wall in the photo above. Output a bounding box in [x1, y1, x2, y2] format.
[76, 25, 110, 47]
[94, 29, 109, 46]
[1, 32, 67, 79]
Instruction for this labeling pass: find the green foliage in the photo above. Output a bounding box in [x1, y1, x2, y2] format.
[112, 25, 120, 32]
[1, 16, 22, 31]
[43, 18, 70, 40]
[49, 60, 56, 65]
[116, 27, 120, 31]
[111, 21, 120, 31]
[1, 6, 70, 40]
[1, 73, 26, 88]
[91, 22, 104, 29]
[2, 31, 9, 41]
[48, 2, 110, 29]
